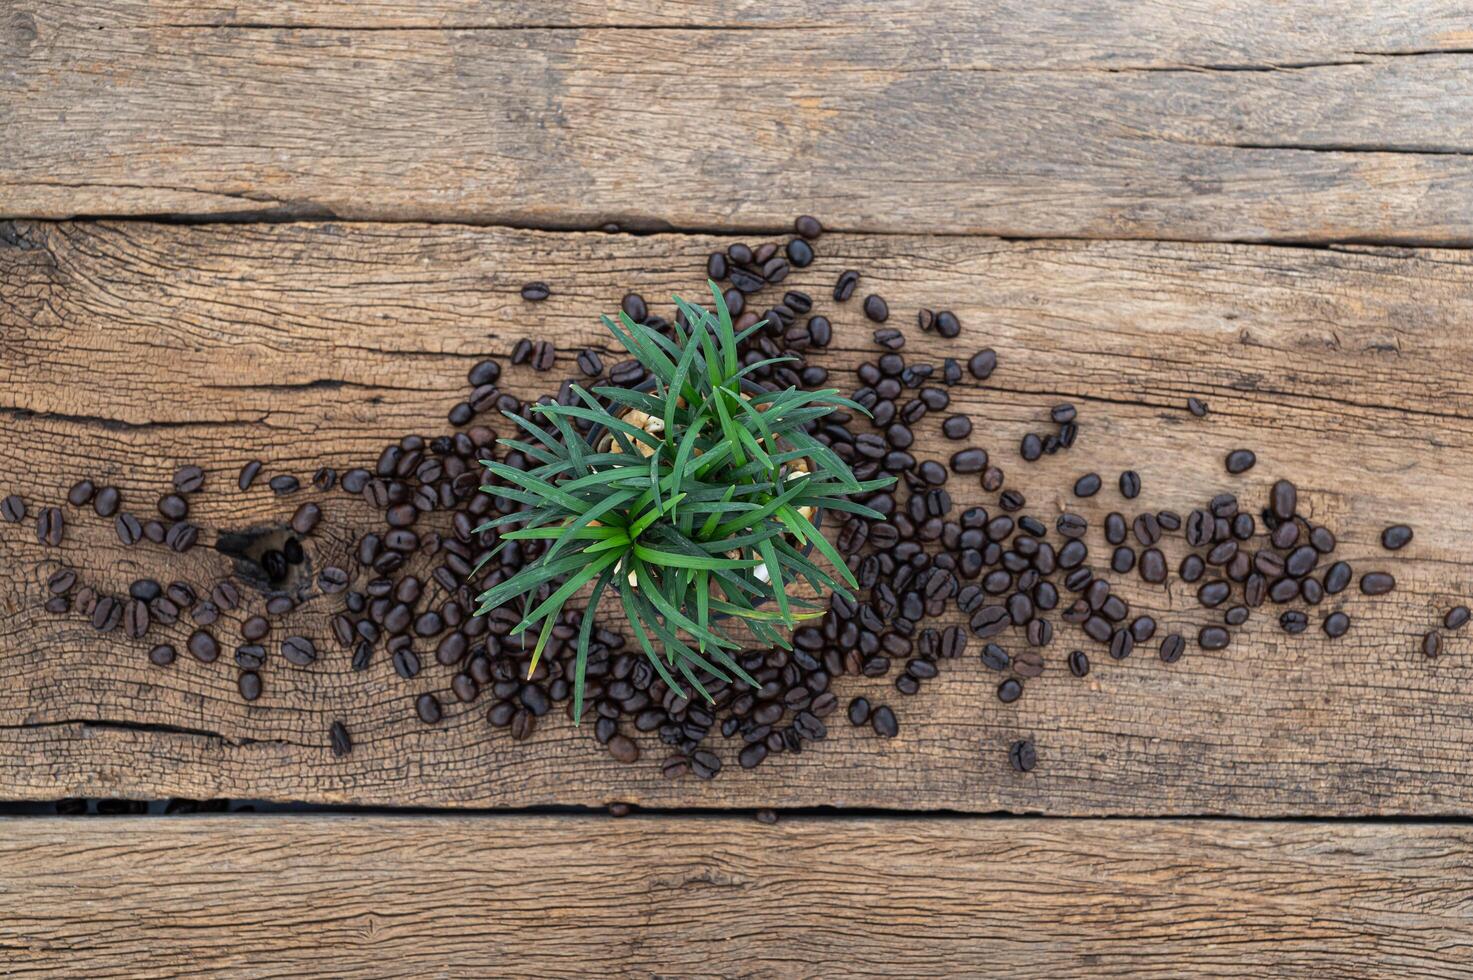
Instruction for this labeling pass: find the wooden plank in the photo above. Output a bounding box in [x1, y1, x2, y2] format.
[2, 220, 1472, 814]
[1, 814, 1469, 977]
[5, 3, 1473, 241]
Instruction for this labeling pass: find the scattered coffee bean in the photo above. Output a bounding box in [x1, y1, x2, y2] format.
[1008, 739, 1036, 773]
[1381, 524, 1413, 550]
[1445, 606, 1470, 631]
[1224, 449, 1256, 474]
[237, 460, 262, 491]
[1322, 612, 1351, 638]
[1118, 471, 1140, 499]
[520, 281, 550, 301]
[1187, 397, 1208, 417]
[863, 295, 889, 323]
[0, 495, 25, 523]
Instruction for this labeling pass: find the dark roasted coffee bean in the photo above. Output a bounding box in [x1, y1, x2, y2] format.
[312, 466, 338, 491]
[1322, 611, 1351, 638]
[1073, 473, 1101, 497]
[90, 595, 121, 632]
[981, 466, 1004, 492]
[157, 493, 188, 520]
[1118, 470, 1141, 499]
[1280, 610, 1309, 634]
[327, 720, 352, 757]
[265, 595, 294, 616]
[47, 567, 76, 594]
[1381, 524, 1413, 550]
[282, 636, 316, 667]
[873, 327, 904, 350]
[833, 269, 860, 302]
[92, 486, 121, 517]
[1198, 626, 1230, 651]
[235, 645, 265, 670]
[1186, 396, 1209, 417]
[1244, 574, 1267, 607]
[416, 693, 442, 725]
[67, 479, 96, 507]
[941, 415, 972, 440]
[237, 671, 262, 702]
[1111, 547, 1135, 574]
[1129, 616, 1156, 643]
[1198, 580, 1230, 607]
[147, 643, 176, 667]
[1269, 577, 1301, 603]
[237, 460, 263, 491]
[980, 642, 1010, 672]
[1133, 513, 1162, 547]
[1159, 633, 1186, 663]
[1224, 449, 1256, 474]
[1446, 606, 1470, 630]
[862, 294, 889, 322]
[165, 521, 199, 553]
[1269, 479, 1297, 521]
[1223, 605, 1249, 627]
[1300, 577, 1324, 605]
[261, 549, 288, 582]
[191, 601, 220, 627]
[187, 630, 219, 663]
[1108, 629, 1133, 661]
[113, 512, 141, 546]
[1019, 433, 1043, 462]
[1285, 545, 1318, 577]
[1206, 539, 1238, 566]
[123, 599, 149, 639]
[967, 349, 997, 380]
[1056, 514, 1088, 540]
[36, 507, 63, 547]
[291, 503, 322, 535]
[1421, 630, 1442, 658]
[520, 281, 549, 301]
[531, 341, 555, 371]
[1138, 548, 1167, 584]
[1008, 739, 1037, 773]
[950, 448, 988, 474]
[318, 566, 349, 594]
[997, 678, 1023, 703]
[1067, 649, 1090, 676]
[1359, 572, 1395, 596]
[1323, 561, 1352, 594]
[0, 495, 24, 523]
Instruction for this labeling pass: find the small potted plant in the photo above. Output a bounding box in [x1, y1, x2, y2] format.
[474, 282, 893, 718]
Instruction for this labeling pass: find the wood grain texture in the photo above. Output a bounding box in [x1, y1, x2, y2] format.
[2, 221, 1472, 813]
[5, 2, 1473, 241]
[1, 814, 1470, 978]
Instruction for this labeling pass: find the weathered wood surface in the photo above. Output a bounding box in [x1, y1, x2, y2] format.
[2, 814, 1470, 978]
[2, 220, 1472, 813]
[5, 2, 1473, 241]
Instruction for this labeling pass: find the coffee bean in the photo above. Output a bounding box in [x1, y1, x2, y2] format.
[690, 750, 722, 779]
[970, 605, 1009, 638]
[1108, 629, 1133, 660]
[165, 522, 199, 553]
[1224, 449, 1257, 474]
[1322, 611, 1351, 638]
[123, 599, 149, 639]
[168, 465, 205, 494]
[863, 294, 889, 323]
[950, 448, 988, 474]
[282, 636, 316, 667]
[147, 643, 176, 667]
[1008, 739, 1037, 773]
[415, 693, 443, 725]
[1159, 633, 1186, 663]
[0, 495, 25, 523]
[1187, 397, 1209, 417]
[212, 580, 241, 611]
[1324, 561, 1352, 594]
[1270, 480, 1297, 521]
[1280, 611, 1309, 634]
[873, 328, 904, 351]
[1139, 549, 1167, 584]
[91, 486, 120, 517]
[266, 474, 299, 496]
[265, 595, 294, 617]
[1360, 572, 1395, 596]
[1073, 473, 1101, 497]
[1223, 605, 1250, 627]
[1422, 631, 1442, 658]
[1198, 626, 1230, 650]
[318, 566, 350, 594]
[1114, 470, 1140, 500]
[238, 460, 262, 491]
[1285, 546, 1319, 578]
[1017, 433, 1042, 462]
[36, 507, 63, 547]
[1309, 526, 1336, 553]
[46, 568, 76, 594]
[155, 494, 188, 520]
[191, 601, 220, 627]
[847, 697, 872, 726]
[329, 720, 352, 757]
[520, 281, 550, 301]
[235, 645, 265, 670]
[67, 479, 96, 507]
[1269, 577, 1300, 603]
[262, 549, 288, 582]
[967, 349, 997, 380]
[834, 270, 859, 302]
[1014, 649, 1044, 676]
[187, 630, 219, 663]
[238, 672, 263, 702]
[997, 678, 1022, 703]
[603, 734, 638, 764]
[1111, 547, 1136, 574]
[1271, 521, 1299, 550]
[1067, 649, 1090, 676]
[1198, 580, 1230, 607]
[1381, 524, 1413, 550]
[1445, 606, 1470, 630]
[291, 503, 322, 535]
[1133, 513, 1162, 547]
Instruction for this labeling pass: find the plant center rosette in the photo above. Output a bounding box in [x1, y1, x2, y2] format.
[475, 282, 894, 719]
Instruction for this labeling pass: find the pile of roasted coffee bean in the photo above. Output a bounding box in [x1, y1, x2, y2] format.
[5, 214, 1465, 780]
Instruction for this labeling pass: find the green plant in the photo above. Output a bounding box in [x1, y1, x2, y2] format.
[474, 281, 893, 719]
